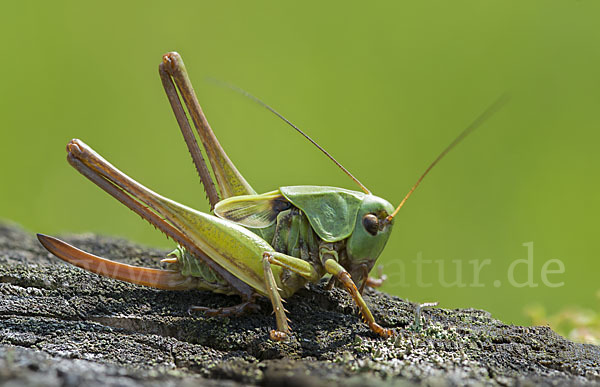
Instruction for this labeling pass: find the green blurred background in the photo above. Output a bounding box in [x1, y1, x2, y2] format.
[1, 1, 599, 328]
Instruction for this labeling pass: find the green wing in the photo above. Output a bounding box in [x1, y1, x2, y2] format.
[214, 190, 291, 228]
[280, 186, 365, 242]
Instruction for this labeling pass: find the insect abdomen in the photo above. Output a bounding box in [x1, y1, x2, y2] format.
[166, 246, 236, 295]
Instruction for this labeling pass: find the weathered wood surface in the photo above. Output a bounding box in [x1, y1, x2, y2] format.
[0, 223, 598, 386]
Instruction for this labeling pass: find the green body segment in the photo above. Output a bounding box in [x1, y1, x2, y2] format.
[280, 186, 365, 242]
[346, 195, 395, 265]
[150, 194, 283, 297]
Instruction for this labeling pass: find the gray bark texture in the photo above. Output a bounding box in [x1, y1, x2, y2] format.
[0, 223, 598, 386]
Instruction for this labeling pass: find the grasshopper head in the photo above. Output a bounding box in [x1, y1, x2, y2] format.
[344, 195, 395, 283]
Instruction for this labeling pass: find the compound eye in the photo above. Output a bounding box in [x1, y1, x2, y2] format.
[362, 213, 379, 236]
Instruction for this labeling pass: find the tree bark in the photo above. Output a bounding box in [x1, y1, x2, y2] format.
[0, 223, 598, 386]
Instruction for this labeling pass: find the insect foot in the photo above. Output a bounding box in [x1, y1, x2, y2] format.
[269, 329, 289, 341]
[369, 322, 394, 338]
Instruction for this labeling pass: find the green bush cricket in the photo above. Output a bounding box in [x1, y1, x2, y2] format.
[38, 52, 507, 340]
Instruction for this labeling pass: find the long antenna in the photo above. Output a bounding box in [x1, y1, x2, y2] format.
[387, 94, 510, 221]
[213, 80, 371, 195]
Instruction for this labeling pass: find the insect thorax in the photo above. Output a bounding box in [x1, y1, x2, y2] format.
[268, 207, 351, 288]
